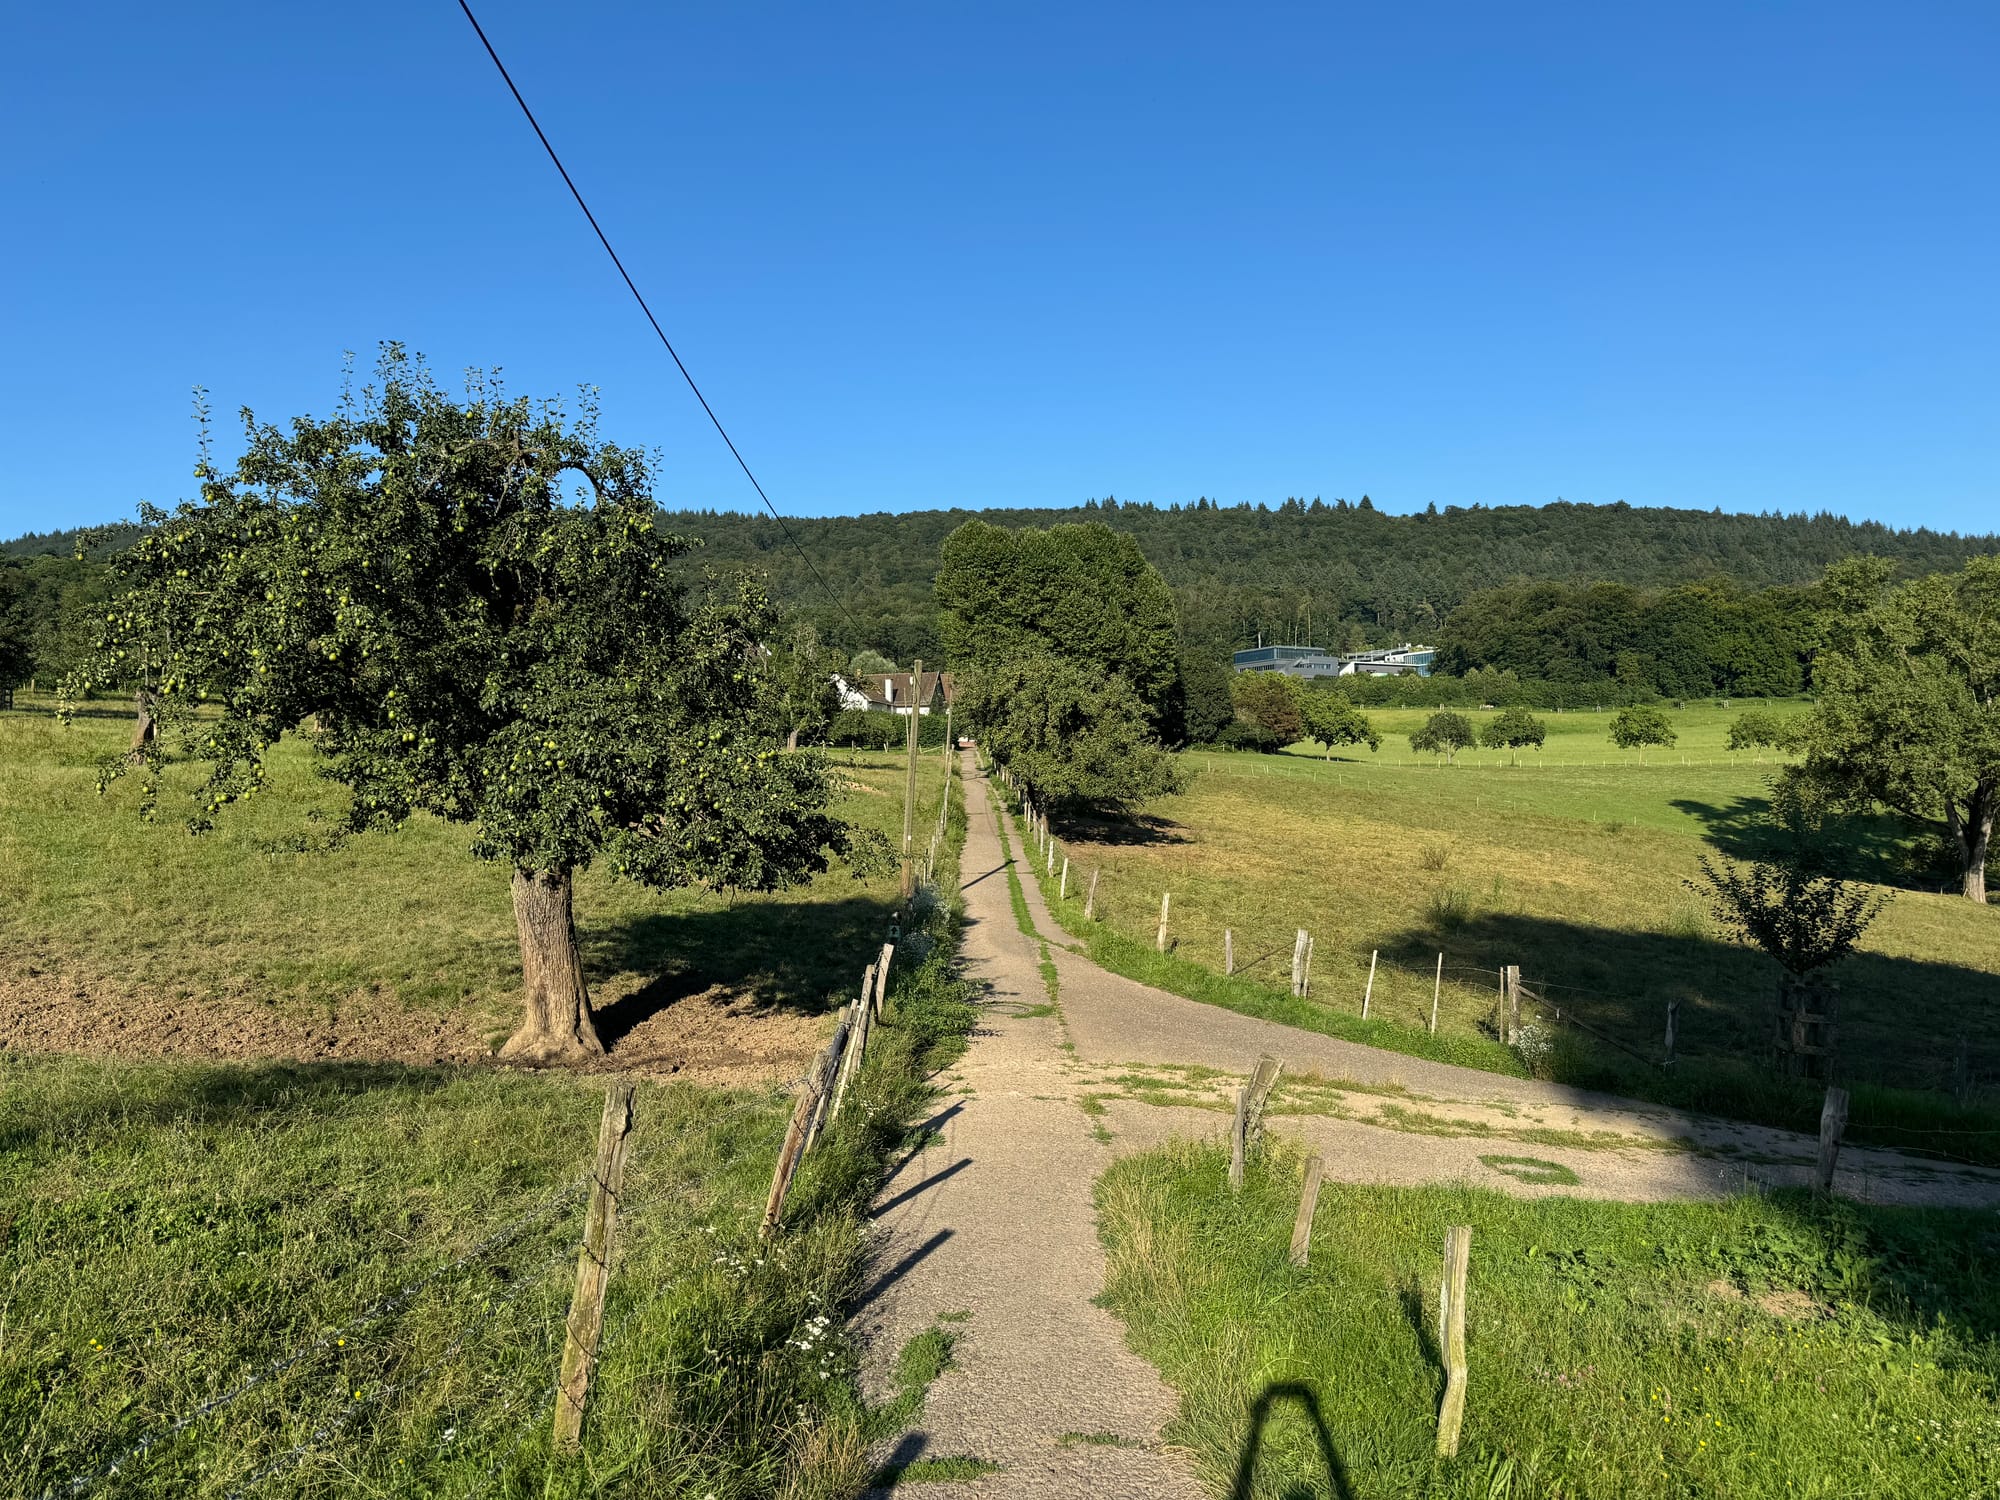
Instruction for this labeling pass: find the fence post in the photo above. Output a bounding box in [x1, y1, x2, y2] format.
[1435, 1225, 1472, 1457]
[1245, 1055, 1284, 1149]
[1085, 869, 1100, 921]
[1289, 1154, 1325, 1267]
[761, 1076, 820, 1240]
[553, 1081, 637, 1449]
[1664, 998, 1679, 1069]
[1502, 965, 1521, 1044]
[1228, 1085, 1249, 1191]
[1303, 936, 1315, 997]
[802, 1013, 854, 1156]
[1815, 1085, 1850, 1193]
[1046, 837, 1056, 876]
[1224, 928, 1234, 975]
[1429, 952, 1444, 1035]
[874, 941, 896, 1019]
[832, 999, 873, 1121]
[1362, 950, 1378, 1019]
[1060, 856, 1069, 901]
[1290, 929, 1308, 996]
[1156, 892, 1172, 952]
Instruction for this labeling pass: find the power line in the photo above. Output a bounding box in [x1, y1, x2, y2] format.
[454, 0, 862, 638]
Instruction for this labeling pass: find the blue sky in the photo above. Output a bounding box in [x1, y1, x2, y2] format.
[3, 2, 1994, 536]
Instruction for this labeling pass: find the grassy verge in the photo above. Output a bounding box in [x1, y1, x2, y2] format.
[1098, 1139, 2000, 1500]
[4, 796, 976, 1499]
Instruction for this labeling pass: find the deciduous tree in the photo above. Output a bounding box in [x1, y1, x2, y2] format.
[68, 351, 852, 1061]
[1410, 710, 1476, 763]
[1299, 688, 1380, 758]
[1231, 671, 1304, 745]
[1609, 703, 1676, 760]
[1795, 557, 2000, 902]
[1479, 707, 1546, 764]
[959, 654, 1185, 814]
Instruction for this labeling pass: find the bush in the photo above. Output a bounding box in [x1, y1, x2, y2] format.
[1216, 721, 1284, 754]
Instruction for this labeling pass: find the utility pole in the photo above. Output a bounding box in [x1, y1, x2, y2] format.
[901, 658, 922, 901]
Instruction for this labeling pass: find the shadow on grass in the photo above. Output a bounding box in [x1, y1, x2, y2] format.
[1054, 811, 1191, 847]
[1227, 1381, 1356, 1500]
[1670, 793, 1946, 891]
[1375, 910, 2000, 1155]
[587, 893, 899, 1044]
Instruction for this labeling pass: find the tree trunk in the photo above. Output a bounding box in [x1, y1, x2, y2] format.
[786, 725, 802, 752]
[128, 686, 157, 760]
[1959, 787, 1993, 903]
[500, 867, 605, 1062]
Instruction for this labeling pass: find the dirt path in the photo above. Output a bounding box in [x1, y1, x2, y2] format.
[856, 755, 2000, 1494]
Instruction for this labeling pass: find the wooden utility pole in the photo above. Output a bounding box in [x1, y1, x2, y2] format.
[901, 659, 923, 901]
[554, 1081, 636, 1449]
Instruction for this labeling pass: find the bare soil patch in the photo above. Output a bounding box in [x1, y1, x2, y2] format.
[0, 968, 823, 1088]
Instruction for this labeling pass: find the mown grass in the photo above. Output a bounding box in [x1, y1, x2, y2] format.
[1027, 709, 2000, 1160]
[0, 698, 954, 1039]
[4, 858, 977, 1499]
[1098, 1139, 2000, 1500]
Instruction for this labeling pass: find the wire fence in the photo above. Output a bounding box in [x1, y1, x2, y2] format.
[983, 775, 2000, 1169]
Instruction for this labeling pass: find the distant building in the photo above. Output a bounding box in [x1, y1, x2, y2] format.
[833, 670, 956, 715]
[1231, 644, 1435, 679]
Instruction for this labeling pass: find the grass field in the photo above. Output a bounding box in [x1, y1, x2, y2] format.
[0, 697, 956, 1058]
[0, 696, 975, 1497]
[1099, 1139, 2000, 1500]
[1015, 702, 2000, 1158]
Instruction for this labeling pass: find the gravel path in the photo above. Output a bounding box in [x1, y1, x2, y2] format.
[855, 754, 2000, 1495]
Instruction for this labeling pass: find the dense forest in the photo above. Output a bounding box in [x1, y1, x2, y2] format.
[6, 501, 1997, 698]
[645, 497, 1998, 664]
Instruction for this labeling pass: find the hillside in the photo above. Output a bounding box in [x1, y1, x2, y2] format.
[655, 498, 2000, 659]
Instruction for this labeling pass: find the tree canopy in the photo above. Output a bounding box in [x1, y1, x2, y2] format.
[1410, 711, 1477, 763]
[1609, 704, 1677, 754]
[67, 352, 852, 1060]
[1793, 557, 2000, 902]
[1480, 707, 1546, 761]
[957, 656, 1184, 814]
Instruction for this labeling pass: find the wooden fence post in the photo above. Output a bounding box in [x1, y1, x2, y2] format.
[1429, 952, 1444, 1035]
[1435, 1225, 1472, 1457]
[1664, 998, 1679, 1069]
[874, 942, 895, 1018]
[1224, 928, 1234, 975]
[1289, 1154, 1325, 1268]
[1156, 892, 1172, 952]
[1245, 1055, 1284, 1149]
[1228, 1085, 1249, 1192]
[553, 1081, 636, 1449]
[832, 999, 873, 1121]
[1085, 869, 1100, 921]
[1060, 856, 1069, 901]
[1303, 936, 1315, 997]
[1502, 965, 1521, 1044]
[802, 1013, 854, 1156]
[1816, 1085, 1850, 1193]
[1046, 836, 1056, 876]
[1362, 950, 1378, 1019]
[1290, 929, 1308, 996]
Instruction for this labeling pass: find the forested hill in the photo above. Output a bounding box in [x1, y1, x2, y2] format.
[655, 498, 2000, 660]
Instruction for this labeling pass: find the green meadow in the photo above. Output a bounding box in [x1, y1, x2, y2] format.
[1034, 702, 2000, 1153]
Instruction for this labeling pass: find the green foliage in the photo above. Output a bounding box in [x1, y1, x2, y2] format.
[1609, 703, 1678, 752]
[0, 562, 30, 688]
[1177, 650, 1236, 746]
[67, 351, 848, 895]
[934, 518, 1179, 723]
[1098, 1143, 2000, 1500]
[1298, 686, 1381, 756]
[1230, 671, 1304, 745]
[961, 655, 1185, 813]
[848, 646, 899, 676]
[613, 498, 2000, 669]
[1794, 557, 2000, 900]
[1690, 778, 1891, 975]
[1479, 706, 1547, 755]
[1410, 710, 1476, 762]
[1727, 708, 1794, 752]
[768, 620, 842, 748]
